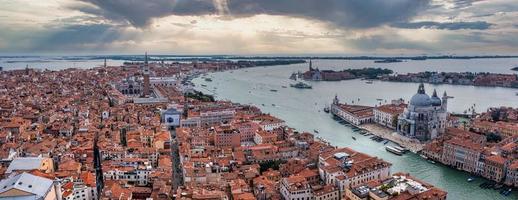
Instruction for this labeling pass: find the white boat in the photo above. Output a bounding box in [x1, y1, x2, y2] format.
[393, 146, 407, 153]
[386, 146, 403, 156]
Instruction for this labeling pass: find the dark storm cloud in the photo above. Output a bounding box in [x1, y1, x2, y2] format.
[32, 24, 136, 51]
[391, 21, 492, 30]
[75, 0, 216, 27]
[226, 0, 431, 28]
[73, 0, 431, 28]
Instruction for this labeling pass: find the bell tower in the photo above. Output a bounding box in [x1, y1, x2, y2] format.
[142, 52, 151, 97]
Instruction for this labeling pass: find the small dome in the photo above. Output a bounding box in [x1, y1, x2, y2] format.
[430, 89, 441, 106]
[430, 96, 441, 106]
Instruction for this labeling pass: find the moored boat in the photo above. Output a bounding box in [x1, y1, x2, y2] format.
[323, 105, 330, 113]
[393, 146, 407, 153]
[386, 146, 403, 156]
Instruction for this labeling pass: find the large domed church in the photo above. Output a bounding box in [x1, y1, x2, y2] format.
[397, 83, 448, 142]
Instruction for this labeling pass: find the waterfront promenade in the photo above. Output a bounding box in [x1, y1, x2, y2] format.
[359, 124, 424, 153]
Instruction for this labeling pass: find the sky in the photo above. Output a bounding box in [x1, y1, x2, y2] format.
[0, 0, 517, 55]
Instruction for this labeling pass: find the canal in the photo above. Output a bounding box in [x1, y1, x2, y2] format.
[193, 58, 518, 200]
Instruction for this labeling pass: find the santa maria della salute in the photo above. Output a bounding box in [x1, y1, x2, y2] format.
[397, 83, 448, 142]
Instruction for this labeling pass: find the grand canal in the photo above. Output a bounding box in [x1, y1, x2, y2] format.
[193, 58, 518, 200]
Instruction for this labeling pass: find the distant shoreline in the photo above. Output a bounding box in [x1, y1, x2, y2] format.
[2, 55, 518, 62]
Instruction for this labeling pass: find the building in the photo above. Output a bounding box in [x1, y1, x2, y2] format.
[302, 61, 355, 81]
[505, 160, 518, 187]
[313, 185, 340, 200]
[116, 77, 143, 96]
[214, 125, 241, 148]
[345, 173, 447, 200]
[397, 84, 448, 142]
[331, 96, 374, 126]
[0, 172, 61, 200]
[373, 99, 407, 129]
[441, 138, 483, 173]
[5, 157, 54, 175]
[61, 173, 97, 200]
[279, 176, 313, 200]
[254, 131, 277, 145]
[200, 108, 235, 126]
[142, 53, 151, 97]
[252, 115, 285, 131]
[318, 148, 391, 197]
[483, 155, 509, 182]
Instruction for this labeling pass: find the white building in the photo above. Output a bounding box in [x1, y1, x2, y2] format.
[318, 148, 391, 197]
[5, 157, 54, 175]
[0, 172, 61, 200]
[61, 178, 97, 200]
[331, 96, 374, 126]
[280, 176, 313, 200]
[103, 169, 151, 186]
[397, 84, 448, 142]
[373, 99, 407, 130]
[200, 108, 235, 126]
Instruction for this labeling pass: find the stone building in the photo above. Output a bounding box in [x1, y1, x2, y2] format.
[397, 83, 448, 142]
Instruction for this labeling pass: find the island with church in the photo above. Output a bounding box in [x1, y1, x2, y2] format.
[293, 60, 393, 81]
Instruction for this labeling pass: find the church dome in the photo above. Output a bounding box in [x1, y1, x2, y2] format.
[430, 89, 442, 106]
[409, 83, 431, 107]
[410, 93, 431, 107]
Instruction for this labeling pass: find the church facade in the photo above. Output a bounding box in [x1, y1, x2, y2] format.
[397, 83, 448, 142]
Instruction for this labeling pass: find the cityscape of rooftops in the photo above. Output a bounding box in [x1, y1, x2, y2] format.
[1, 1, 518, 200]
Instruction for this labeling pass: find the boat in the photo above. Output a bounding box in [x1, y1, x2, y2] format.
[290, 82, 312, 89]
[352, 136, 356, 140]
[289, 72, 298, 80]
[313, 129, 319, 134]
[365, 81, 373, 84]
[385, 146, 403, 156]
[204, 78, 212, 82]
[271, 104, 276, 106]
[282, 86, 287, 88]
[270, 89, 278, 92]
[516, 92, 518, 96]
[383, 140, 389, 145]
[467, 177, 475, 182]
[393, 146, 407, 153]
[201, 84, 207, 87]
[323, 106, 330, 113]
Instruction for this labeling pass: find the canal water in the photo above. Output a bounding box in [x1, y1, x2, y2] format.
[193, 58, 518, 200]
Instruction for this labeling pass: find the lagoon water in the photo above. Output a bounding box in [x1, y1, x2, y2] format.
[0, 56, 125, 71]
[193, 58, 518, 200]
[3, 56, 518, 200]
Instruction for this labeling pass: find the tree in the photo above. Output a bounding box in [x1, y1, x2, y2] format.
[486, 132, 502, 143]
